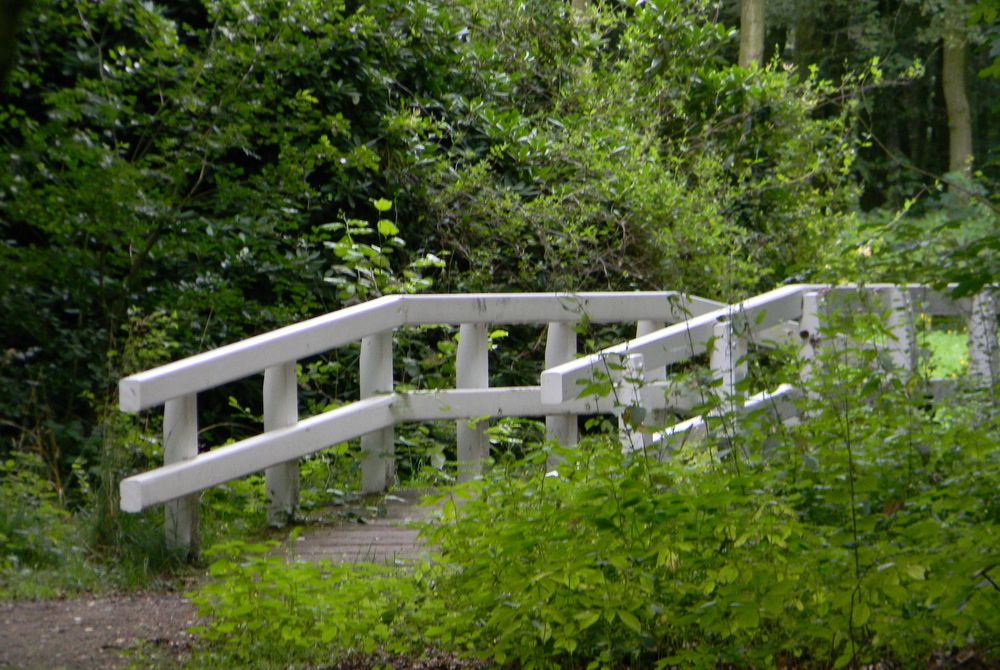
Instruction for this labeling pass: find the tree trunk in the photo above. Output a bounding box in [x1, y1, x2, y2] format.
[0, 0, 32, 87]
[739, 0, 766, 69]
[793, 4, 816, 76]
[942, 37, 972, 182]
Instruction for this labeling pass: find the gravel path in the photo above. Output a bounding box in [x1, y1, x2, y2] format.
[0, 592, 200, 669]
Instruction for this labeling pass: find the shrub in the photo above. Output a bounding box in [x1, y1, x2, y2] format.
[189, 305, 999, 668]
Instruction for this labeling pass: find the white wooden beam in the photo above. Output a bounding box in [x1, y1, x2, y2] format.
[120, 396, 396, 512]
[969, 291, 998, 388]
[544, 321, 578, 449]
[456, 323, 489, 482]
[541, 285, 807, 405]
[711, 320, 748, 404]
[361, 331, 395, 494]
[402, 292, 723, 326]
[163, 394, 198, 553]
[614, 354, 645, 453]
[883, 287, 918, 374]
[392, 383, 700, 421]
[120, 296, 406, 412]
[264, 363, 299, 527]
[647, 384, 800, 456]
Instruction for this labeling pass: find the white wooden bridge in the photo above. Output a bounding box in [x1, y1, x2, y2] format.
[116, 285, 998, 554]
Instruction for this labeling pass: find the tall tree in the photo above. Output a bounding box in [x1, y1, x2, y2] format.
[911, 0, 983, 190]
[739, 0, 767, 67]
[942, 33, 973, 180]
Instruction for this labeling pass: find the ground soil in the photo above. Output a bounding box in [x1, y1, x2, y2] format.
[0, 491, 462, 670]
[0, 590, 488, 670]
[0, 591, 200, 669]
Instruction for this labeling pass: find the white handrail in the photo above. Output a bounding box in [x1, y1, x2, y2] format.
[119, 292, 722, 412]
[118, 290, 725, 551]
[121, 381, 703, 513]
[116, 284, 994, 554]
[120, 296, 407, 412]
[540, 284, 808, 405]
[539, 283, 975, 405]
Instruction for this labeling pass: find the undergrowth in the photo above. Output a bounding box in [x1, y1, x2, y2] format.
[187, 307, 1000, 669]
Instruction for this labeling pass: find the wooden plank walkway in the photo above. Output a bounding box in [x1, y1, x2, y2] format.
[288, 489, 438, 565]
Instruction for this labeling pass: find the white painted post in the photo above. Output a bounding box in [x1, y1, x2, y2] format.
[798, 291, 822, 384]
[798, 291, 823, 411]
[613, 353, 645, 453]
[969, 291, 998, 388]
[264, 362, 299, 526]
[885, 287, 917, 375]
[544, 322, 577, 449]
[456, 323, 489, 482]
[636, 320, 665, 447]
[711, 319, 748, 406]
[163, 394, 198, 555]
[361, 331, 395, 494]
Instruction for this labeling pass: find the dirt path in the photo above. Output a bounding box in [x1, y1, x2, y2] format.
[0, 490, 440, 669]
[0, 592, 200, 669]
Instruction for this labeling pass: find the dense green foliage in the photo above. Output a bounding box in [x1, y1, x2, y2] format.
[2, 0, 995, 480]
[0, 0, 867, 481]
[1, 0, 997, 665]
[189, 313, 1000, 667]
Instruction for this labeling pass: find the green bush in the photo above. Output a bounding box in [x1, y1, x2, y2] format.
[189, 306, 999, 669]
[189, 535, 422, 667]
[0, 452, 74, 571]
[0, 452, 109, 598]
[0, 0, 465, 475]
[432, 2, 859, 300]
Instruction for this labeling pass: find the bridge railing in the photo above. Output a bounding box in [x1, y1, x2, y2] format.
[541, 284, 997, 456]
[117, 291, 725, 552]
[117, 284, 997, 554]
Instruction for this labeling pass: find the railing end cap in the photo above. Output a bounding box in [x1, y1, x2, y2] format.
[119, 379, 142, 413]
[120, 478, 144, 513]
[539, 371, 567, 405]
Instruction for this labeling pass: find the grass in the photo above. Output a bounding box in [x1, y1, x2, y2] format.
[919, 328, 968, 379]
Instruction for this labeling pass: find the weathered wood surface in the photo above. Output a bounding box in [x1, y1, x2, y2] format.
[289, 490, 436, 565]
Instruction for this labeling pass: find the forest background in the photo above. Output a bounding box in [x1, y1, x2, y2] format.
[0, 0, 998, 664]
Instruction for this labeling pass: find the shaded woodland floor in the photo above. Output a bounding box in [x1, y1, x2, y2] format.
[0, 491, 437, 669]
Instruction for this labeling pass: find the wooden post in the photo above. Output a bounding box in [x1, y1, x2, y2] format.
[798, 292, 821, 381]
[969, 291, 998, 388]
[264, 362, 299, 526]
[798, 291, 823, 410]
[884, 287, 917, 375]
[163, 394, 198, 555]
[636, 320, 665, 447]
[361, 332, 394, 494]
[711, 319, 748, 407]
[544, 322, 577, 450]
[613, 353, 645, 453]
[456, 323, 489, 482]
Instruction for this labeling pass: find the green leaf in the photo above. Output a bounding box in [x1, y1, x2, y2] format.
[373, 198, 392, 212]
[377, 219, 399, 236]
[575, 611, 601, 630]
[854, 601, 871, 627]
[834, 649, 854, 669]
[617, 609, 642, 633]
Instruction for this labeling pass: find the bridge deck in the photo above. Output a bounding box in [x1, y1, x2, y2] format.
[289, 489, 437, 565]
